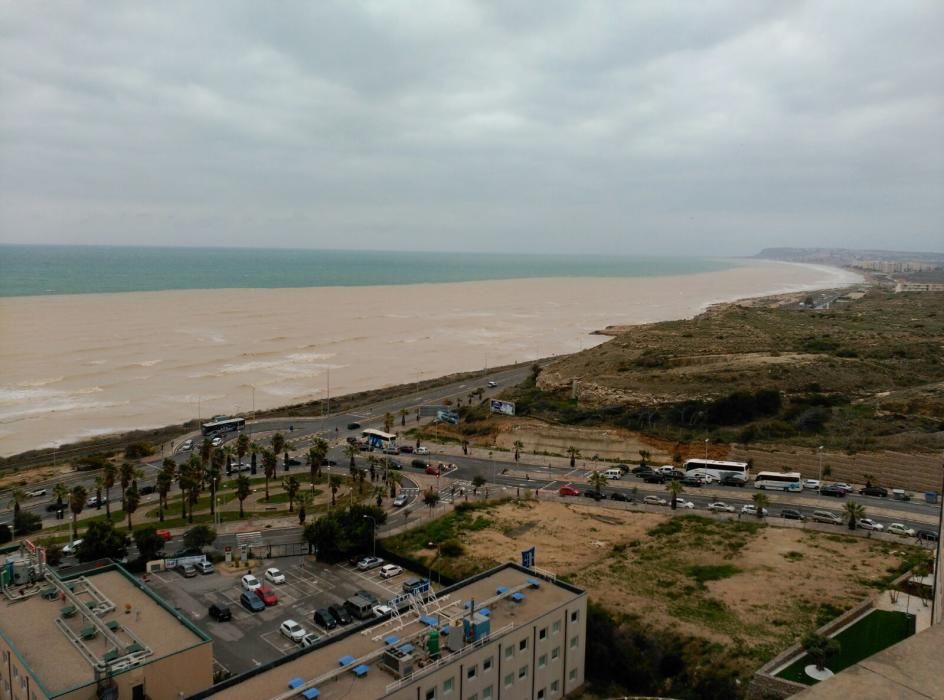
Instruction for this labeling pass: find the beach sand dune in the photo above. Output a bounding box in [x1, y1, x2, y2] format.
[0, 261, 859, 456]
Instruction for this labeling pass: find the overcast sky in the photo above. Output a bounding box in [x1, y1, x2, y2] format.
[1, 2, 941, 255]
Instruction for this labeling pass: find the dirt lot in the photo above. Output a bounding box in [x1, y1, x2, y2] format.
[409, 500, 919, 663]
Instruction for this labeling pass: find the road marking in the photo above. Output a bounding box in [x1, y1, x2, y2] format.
[539, 481, 559, 491]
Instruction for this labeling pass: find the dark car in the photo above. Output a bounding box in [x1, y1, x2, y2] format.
[917, 530, 939, 543]
[644, 472, 666, 484]
[383, 458, 402, 470]
[286, 457, 302, 467]
[139, 485, 156, 495]
[859, 486, 888, 497]
[240, 591, 265, 613]
[632, 465, 654, 476]
[314, 608, 337, 629]
[346, 423, 361, 430]
[208, 603, 232, 621]
[582, 490, 603, 501]
[780, 509, 805, 521]
[411, 459, 430, 470]
[354, 590, 380, 607]
[663, 470, 685, 481]
[609, 492, 630, 502]
[398, 445, 415, 454]
[320, 459, 337, 467]
[328, 604, 353, 625]
[681, 476, 703, 487]
[720, 475, 746, 487]
[45, 503, 63, 513]
[819, 485, 847, 498]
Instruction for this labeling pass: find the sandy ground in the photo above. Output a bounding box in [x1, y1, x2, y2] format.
[0, 261, 859, 456]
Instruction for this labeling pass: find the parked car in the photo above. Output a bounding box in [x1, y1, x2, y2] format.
[644, 473, 666, 484]
[582, 490, 603, 501]
[859, 486, 888, 497]
[62, 539, 83, 554]
[301, 632, 321, 648]
[398, 445, 414, 454]
[720, 475, 746, 487]
[632, 465, 653, 475]
[256, 586, 279, 606]
[674, 499, 695, 509]
[265, 567, 286, 584]
[681, 476, 703, 487]
[609, 492, 630, 502]
[411, 459, 430, 470]
[819, 485, 847, 498]
[280, 619, 307, 642]
[811, 510, 843, 525]
[887, 523, 916, 537]
[663, 470, 685, 481]
[379, 564, 403, 579]
[373, 604, 395, 618]
[393, 494, 409, 507]
[241, 574, 262, 591]
[803, 479, 821, 490]
[643, 495, 667, 506]
[780, 508, 805, 521]
[707, 502, 735, 513]
[208, 603, 231, 621]
[831, 482, 854, 493]
[858, 518, 884, 531]
[402, 578, 430, 594]
[414, 446, 429, 455]
[196, 560, 214, 575]
[181, 439, 193, 451]
[891, 489, 912, 502]
[314, 608, 337, 629]
[286, 457, 302, 467]
[347, 423, 361, 430]
[240, 591, 265, 613]
[328, 604, 353, 625]
[740, 504, 768, 516]
[558, 485, 580, 497]
[917, 530, 939, 543]
[211, 436, 223, 447]
[357, 556, 384, 571]
[45, 503, 62, 513]
[139, 485, 156, 495]
[425, 464, 441, 476]
[176, 564, 196, 579]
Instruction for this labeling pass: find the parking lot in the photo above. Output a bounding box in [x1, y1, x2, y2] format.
[146, 555, 430, 675]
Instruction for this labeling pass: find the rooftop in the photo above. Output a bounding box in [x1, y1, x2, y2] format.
[0, 563, 211, 698]
[198, 563, 584, 700]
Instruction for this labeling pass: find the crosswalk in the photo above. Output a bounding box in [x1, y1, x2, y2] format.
[399, 479, 472, 504]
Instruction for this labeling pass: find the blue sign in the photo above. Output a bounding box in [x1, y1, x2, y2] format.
[521, 547, 535, 568]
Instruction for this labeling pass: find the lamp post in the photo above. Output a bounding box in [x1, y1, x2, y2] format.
[817, 446, 824, 483]
[704, 439, 709, 461]
[363, 515, 376, 558]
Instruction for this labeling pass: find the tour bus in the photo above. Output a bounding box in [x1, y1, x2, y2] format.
[753, 471, 802, 492]
[201, 415, 246, 437]
[683, 459, 750, 484]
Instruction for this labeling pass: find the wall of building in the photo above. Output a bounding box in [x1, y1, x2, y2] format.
[1, 641, 51, 700]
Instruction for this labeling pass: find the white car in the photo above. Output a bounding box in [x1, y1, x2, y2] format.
[211, 436, 223, 447]
[265, 567, 286, 584]
[62, 539, 83, 554]
[858, 518, 884, 531]
[280, 619, 307, 643]
[487, 380, 498, 388]
[708, 502, 735, 513]
[26, 488, 48, 498]
[414, 446, 429, 455]
[803, 479, 821, 490]
[241, 574, 262, 591]
[740, 504, 768, 516]
[373, 604, 394, 617]
[674, 499, 695, 510]
[181, 439, 193, 451]
[643, 495, 667, 506]
[887, 523, 916, 538]
[832, 482, 854, 493]
[393, 494, 408, 507]
[379, 564, 403, 579]
[357, 556, 384, 571]
[301, 632, 321, 648]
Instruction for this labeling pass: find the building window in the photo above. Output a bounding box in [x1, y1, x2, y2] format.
[539, 627, 547, 640]
[569, 668, 578, 681]
[519, 638, 528, 651]
[467, 664, 477, 680]
[551, 680, 559, 693]
[482, 687, 493, 700]
[426, 688, 436, 700]
[538, 690, 545, 700]
[570, 635, 578, 649]
[504, 673, 514, 688]
[504, 645, 514, 659]
[518, 665, 528, 679]
[538, 654, 547, 668]
[570, 610, 579, 623]
[483, 656, 493, 671]
[552, 646, 560, 660]
[443, 678, 454, 695]
[552, 620, 561, 634]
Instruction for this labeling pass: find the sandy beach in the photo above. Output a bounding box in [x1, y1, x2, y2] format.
[0, 261, 860, 456]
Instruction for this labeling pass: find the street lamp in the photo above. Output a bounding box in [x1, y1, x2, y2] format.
[363, 515, 377, 557]
[817, 446, 824, 483]
[704, 439, 709, 461]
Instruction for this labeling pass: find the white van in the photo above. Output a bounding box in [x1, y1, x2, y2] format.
[603, 468, 622, 480]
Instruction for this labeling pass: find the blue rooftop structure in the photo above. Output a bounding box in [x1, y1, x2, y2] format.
[511, 592, 525, 603]
[383, 634, 399, 646]
[399, 643, 415, 654]
[288, 677, 304, 689]
[352, 664, 369, 677]
[419, 615, 438, 627]
[338, 655, 354, 667]
[301, 688, 320, 699]
[479, 607, 491, 617]
[496, 586, 508, 594]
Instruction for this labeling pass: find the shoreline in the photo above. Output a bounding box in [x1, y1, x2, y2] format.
[0, 261, 863, 457]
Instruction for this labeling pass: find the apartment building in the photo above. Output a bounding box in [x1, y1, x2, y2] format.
[0, 557, 213, 700]
[196, 562, 587, 700]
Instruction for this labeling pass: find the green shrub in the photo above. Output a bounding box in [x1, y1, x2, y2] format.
[124, 442, 156, 459]
[440, 539, 465, 557]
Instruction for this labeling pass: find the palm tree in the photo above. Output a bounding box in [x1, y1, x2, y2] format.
[125, 484, 140, 531]
[271, 432, 285, 461]
[283, 476, 300, 513]
[209, 447, 225, 516]
[119, 462, 135, 510]
[328, 475, 343, 507]
[802, 633, 840, 672]
[102, 462, 117, 520]
[262, 449, 277, 501]
[388, 470, 403, 498]
[311, 437, 328, 481]
[344, 443, 358, 469]
[160, 457, 177, 508]
[223, 444, 234, 474]
[184, 455, 202, 523]
[9, 487, 25, 515]
[236, 432, 250, 466]
[472, 475, 486, 494]
[156, 469, 173, 522]
[200, 438, 212, 482]
[475, 387, 485, 400]
[236, 475, 251, 518]
[399, 408, 409, 426]
[844, 501, 865, 531]
[752, 492, 769, 518]
[588, 470, 608, 495]
[93, 476, 104, 510]
[423, 489, 440, 511]
[566, 446, 580, 468]
[666, 479, 684, 509]
[639, 450, 651, 468]
[513, 440, 524, 463]
[69, 485, 87, 543]
[53, 482, 69, 515]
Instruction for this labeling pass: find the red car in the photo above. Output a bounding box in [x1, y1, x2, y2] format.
[559, 485, 580, 497]
[425, 465, 441, 476]
[256, 585, 279, 606]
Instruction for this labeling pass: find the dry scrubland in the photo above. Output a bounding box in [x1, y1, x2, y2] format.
[389, 501, 921, 671]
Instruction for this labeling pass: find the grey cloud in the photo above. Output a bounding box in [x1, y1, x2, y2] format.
[0, 1, 941, 255]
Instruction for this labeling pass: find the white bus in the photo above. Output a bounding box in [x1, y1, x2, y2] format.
[683, 459, 750, 484]
[753, 471, 802, 492]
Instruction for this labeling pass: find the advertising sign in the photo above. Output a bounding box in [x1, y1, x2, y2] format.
[489, 399, 516, 416]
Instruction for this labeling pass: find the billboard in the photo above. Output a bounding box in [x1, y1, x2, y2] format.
[489, 399, 516, 416]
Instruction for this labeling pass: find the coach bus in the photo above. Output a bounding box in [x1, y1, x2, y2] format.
[753, 471, 802, 491]
[683, 459, 750, 484]
[201, 415, 246, 437]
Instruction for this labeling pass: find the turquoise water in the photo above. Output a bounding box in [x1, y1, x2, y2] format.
[0, 245, 736, 297]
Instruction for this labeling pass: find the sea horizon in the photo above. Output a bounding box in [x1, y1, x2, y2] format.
[0, 244, 740, 298]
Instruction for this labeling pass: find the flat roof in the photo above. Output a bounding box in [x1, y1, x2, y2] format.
[0, 564, 210, 698]
[198, 564, 584, 700]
